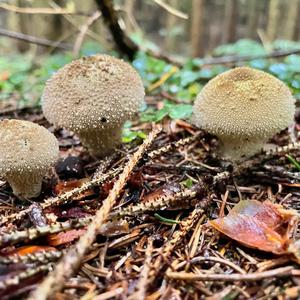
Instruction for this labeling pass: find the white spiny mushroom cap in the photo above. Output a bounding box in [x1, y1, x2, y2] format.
[42, 54, 145, 132]
[193, 67, 295, 160]
[0, 119, 59, 177]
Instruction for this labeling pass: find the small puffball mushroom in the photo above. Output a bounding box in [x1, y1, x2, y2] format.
[42, 54, 145, 157]
[0, 119, 59, 198]
[192, 67, 295, 161]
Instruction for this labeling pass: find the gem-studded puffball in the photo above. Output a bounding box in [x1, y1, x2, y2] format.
[192, 67, 295, 160]
[42, 54, 145, 132]
[0, 119, 59, 198]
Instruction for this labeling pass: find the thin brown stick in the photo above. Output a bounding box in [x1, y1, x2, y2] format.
[73, 10, 102, 57]
[173, 256, 246, 274]
[166, 266, 300, 282]
[0, 263, 53, 290]
[27, 127, 161, 300]
[127, 239, 153, 300]
[94, 0, 138, 59]
[0, 167, 120, 226]
[148, 204, 208, 282]
[0, 28, 72, 50]
[0, 3, 88, 15]
[200, 49, 300, 66]
[152, 0, 188, 19]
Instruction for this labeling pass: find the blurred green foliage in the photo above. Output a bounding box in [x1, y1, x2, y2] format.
[1, 39, 300, 141]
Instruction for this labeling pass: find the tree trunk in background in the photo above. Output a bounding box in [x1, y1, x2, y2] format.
[246, 0, 259, 39]
[266, 0, 280, 42]
[190, 0, 204, 57]
[223, 0, 238, 43]
[165, 0, 178, 52]
[14, 0, 32, 52]
[283, 0, 299, 40]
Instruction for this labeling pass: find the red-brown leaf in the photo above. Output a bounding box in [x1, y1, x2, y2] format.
[48, 229, 86, 246]
[209, 200, 297, 255]
[54, 178, 94, 200]
[142, 183, 181, 203]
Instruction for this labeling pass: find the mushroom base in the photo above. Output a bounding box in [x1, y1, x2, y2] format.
[78, 127, 123, 157]
[218, 136, 265, 161]
[5, 172, 44, 199]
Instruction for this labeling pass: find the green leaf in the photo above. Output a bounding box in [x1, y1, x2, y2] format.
[181, 178, 193, 188]
[286, 154, 300, 171]
[169, 104, 193, 120]
[154, 213, 179, 225]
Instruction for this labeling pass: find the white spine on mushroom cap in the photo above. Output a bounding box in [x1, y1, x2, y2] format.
[41, 54, 145, 157]
[0, 119, 59, 198]
[192, 67, 295, 161]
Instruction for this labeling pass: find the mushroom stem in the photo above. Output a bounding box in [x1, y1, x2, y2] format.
[218, 136, 265, 161]
[6, 172, 44, 199]
[78, 126, 123, 157]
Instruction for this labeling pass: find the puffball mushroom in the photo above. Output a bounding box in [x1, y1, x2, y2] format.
[42, 54, 145, 157]
[193, 67, 295, 161]
[0, 119, 59, 198]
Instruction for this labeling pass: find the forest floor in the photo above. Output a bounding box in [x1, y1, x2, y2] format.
[1, 40, 300, 299]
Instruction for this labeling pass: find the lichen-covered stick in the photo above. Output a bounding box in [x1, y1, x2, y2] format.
[27, 127, 161, 300]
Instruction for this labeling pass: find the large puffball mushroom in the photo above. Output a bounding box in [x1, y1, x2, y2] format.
[0, 119, 59, 198]
[42, 54, 145, 157]
[192, 67, 295, 161]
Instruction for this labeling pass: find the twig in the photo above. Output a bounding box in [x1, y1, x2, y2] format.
[148, 203, 210, 282]
[27, 127, 161, 300]
[0, 217, 92, 247]
[173, 256, 246, 274]
[0, 263, 53, 290]
[94, 0, 138, 59]
[0, 250, 62, 265]
[166, 266, 300, 282]
[147, 66, 178, 92]
[148, 133, 202, 159]
[152, 0, 188, 19]
[127, 239, 153, 300]
[0, 168, 120, 226]
[0, 3, 88, 15]
[73, 10, 102, 57]
[49, 1, 102, 43]
[264, 141, 300, 156]
[201, 49, 300, 66]
[0, 28, 72, 50]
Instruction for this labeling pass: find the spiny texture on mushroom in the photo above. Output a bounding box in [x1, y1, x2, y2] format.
[193, 67, 295, 161]
[0, 119, 59, 198]
[42, 54, 145, 157]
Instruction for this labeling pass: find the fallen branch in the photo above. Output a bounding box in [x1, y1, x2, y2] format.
[0, 250, 62, 265]
[127, 239, 153, 300]
[73, 10, 102, 57]
[0, 3, 88, 15]
[94, 0, 138, 59]
[0, 263, 53, 290]
[0, 28, 72, 50]
[148, 204, 207, 283]
[27, 126, 161, 300]
[200, 48, 300, 66]
[166, 266, 300, 282]
[152, 0, 188, 19]
[0, 167, 121, 226]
